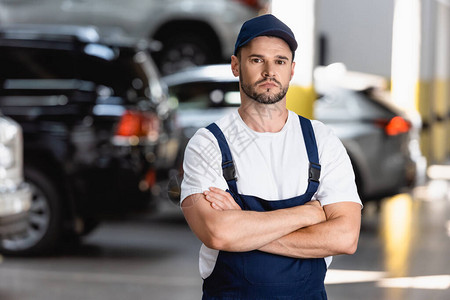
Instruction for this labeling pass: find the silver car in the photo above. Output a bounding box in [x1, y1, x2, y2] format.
[163, 64, 422, 202]
[0, 0, 267, 74]
[0, 114, 31, 239]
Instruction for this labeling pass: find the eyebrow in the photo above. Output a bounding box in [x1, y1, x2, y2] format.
[249, 54, 290, 61]
[276, 55, 290, 61]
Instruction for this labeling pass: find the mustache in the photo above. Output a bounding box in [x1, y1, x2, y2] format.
[255, 77, 282, 87]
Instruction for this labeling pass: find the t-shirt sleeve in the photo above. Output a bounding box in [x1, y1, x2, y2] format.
[311, 121, 362, 207]
[180, 128, 229, 205]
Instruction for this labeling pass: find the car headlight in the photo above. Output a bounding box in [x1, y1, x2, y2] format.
[0, 144, 14, 169]
[0, 116, 23, 190]
[0, 117, 18, 144]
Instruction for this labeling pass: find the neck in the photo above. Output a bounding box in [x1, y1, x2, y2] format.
[238, 99, 289, 133]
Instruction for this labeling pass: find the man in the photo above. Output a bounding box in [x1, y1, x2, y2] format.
[181, 14, 362, 299]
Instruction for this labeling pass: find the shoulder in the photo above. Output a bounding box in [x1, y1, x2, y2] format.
[310, 119, 336, 140]
[185, 128, 219, 159]
[185, 111, 238, 153]
[312, 120, 346, 155]
[292, 115, 346, 157]
[309, 119, 345, 157]
[289, 112, 335, 140]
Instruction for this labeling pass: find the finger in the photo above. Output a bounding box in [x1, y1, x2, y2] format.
[209, 188, 241, 210]
[205, 190, 240, 210]
[208, 191, 235, 210]
[210, 201, 223, 211]
[208, 187, 231, 197]
[204, 191, 229, 210]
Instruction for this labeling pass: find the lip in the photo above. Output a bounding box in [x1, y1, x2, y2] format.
[258, 82, 278, 89]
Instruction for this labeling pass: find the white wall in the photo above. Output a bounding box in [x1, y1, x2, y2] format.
[316, 0, 394, 77]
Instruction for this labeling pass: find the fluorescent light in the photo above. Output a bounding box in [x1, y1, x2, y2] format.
[325, 269, 387, 284]
[427, 165, 450, 180]
[378, 275, 450, 290]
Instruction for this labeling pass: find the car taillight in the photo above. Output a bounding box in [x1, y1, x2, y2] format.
[115, 110, 160, 144]
[234, 0, 264, 10]
[375, 116, 411, 136]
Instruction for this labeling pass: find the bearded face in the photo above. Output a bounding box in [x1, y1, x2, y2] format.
[240, 75, 289, 105]
[233, 36, 294, 106]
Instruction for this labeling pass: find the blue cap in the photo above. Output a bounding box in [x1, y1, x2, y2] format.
[234, 14, 298, 56]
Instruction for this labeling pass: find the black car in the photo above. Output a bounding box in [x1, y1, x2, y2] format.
[0, 25, 178, 255]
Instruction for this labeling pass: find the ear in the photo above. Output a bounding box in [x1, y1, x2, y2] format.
[231, 55, 240, 77]
[290, 61, 296, 81]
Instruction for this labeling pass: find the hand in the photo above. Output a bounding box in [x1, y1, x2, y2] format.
[304, 200, 326, 224]
[204, 187, 242, 211]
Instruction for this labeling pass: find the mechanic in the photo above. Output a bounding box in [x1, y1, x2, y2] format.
[181, 14, 362, 300]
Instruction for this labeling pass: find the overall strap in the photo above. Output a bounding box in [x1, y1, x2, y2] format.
[205, 123, 238, 194]
[298, 115, 321, 196]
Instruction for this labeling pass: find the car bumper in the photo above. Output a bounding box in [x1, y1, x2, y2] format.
[0, 183, 31, 237]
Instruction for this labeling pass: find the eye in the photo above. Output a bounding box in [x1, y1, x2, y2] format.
[276, 60, 286, 65]
[251, 58, 263, 63]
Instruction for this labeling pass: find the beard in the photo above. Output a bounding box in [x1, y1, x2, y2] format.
[240, 76, 288, 105]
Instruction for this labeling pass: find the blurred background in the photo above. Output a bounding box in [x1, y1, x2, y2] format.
[0, 0, 448, 299]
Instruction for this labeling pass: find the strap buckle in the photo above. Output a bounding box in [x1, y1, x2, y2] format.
[222, 160, 237, 182]
[309, 162, 321, 183]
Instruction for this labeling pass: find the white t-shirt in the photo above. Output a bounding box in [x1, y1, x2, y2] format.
[181, 109, 361, 279]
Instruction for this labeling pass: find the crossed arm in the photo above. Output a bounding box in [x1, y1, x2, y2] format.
[182, 187, 361, 258]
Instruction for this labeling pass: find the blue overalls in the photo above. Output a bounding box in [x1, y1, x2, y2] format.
[203, 115, 327, 300]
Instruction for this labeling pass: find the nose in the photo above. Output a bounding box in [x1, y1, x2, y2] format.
[262, 62, 276, 78]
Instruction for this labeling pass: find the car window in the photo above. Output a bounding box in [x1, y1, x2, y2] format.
[77, 48, 147, 101]
[0, 44, 157, 105]
[351, 91, 394, 119]
[0, 46, 77, 79]
[315, 88, 393, 121]
[314, 88, 354, 120]
[168, 81, 240, 110]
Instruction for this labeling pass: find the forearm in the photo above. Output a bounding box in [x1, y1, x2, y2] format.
[259, 218, 357, 258]
[259, 202, 361, 258]
[182, 193, 325, 252]
[209, 207, 317, 252]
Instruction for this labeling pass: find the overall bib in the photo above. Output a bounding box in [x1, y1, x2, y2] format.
[203, 115, 327, 300]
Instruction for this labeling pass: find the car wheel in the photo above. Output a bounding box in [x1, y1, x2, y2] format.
[155, 33, 220, 75]
[0, 167, 63, 256]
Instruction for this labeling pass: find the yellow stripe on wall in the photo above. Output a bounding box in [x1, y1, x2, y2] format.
[416, 80, 432, 161]
[416, 79, 450, 163]
[286, 85, 316, 119]
[433, 79, 450, 162]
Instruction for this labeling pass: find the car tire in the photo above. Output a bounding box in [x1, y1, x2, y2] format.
[0, 167, 63, 256]
[154, 32, 220, 75]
